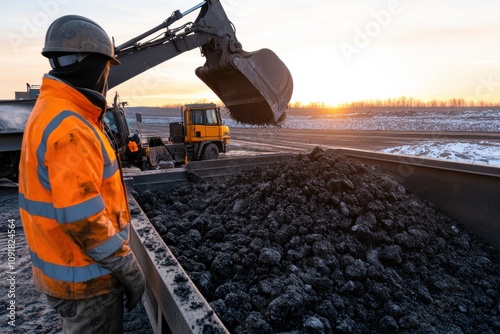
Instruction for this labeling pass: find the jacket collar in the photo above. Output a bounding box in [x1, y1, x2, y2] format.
[41, 74, 106, 125]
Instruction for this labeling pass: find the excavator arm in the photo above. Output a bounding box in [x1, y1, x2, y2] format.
[109, 0, 293, 125]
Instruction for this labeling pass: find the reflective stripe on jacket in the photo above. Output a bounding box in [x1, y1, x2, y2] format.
[18, 76, 131, 299]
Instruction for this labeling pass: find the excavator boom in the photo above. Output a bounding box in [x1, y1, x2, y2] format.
[109, 0, 293, 124]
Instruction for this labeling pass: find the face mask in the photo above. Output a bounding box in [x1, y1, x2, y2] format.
[49, 54, 110, 94]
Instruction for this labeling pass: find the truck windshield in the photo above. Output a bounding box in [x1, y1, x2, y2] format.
[191, 108, 219, 125]
[104, 112, 118, 132]
[192, 110, 204, 125]
[206, 109, 218, 125]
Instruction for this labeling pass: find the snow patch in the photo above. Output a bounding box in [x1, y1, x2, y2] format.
[382, 141, 500, 166]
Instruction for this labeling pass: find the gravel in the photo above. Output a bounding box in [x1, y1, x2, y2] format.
[135, 147, 500, 334]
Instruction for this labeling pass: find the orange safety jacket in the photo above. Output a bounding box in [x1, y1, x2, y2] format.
[18, 75, 131, 300]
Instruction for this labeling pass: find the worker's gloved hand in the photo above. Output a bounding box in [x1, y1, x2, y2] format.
[112, 253, 146, 310]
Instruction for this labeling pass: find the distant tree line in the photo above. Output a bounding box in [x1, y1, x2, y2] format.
[157, 97, 500, 109]
[290, 97, 500, 109]
[338, 96, 500, 108]
[291, 101, 327, 109]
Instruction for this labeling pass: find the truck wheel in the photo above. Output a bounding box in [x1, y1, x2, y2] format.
[202, 144, 219, 160]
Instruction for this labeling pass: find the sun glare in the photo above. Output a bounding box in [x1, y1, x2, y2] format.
[290, 53, 414, 107]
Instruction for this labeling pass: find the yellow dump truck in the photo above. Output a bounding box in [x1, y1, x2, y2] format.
[104, 99, 230, 169]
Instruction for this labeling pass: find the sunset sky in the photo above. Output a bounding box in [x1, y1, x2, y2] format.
[2, 0, 500, 107]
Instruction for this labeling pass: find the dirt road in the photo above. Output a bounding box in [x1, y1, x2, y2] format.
[139, 123, 500, 155]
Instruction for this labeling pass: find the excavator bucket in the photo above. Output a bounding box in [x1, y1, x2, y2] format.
[195, 48, 293, 125]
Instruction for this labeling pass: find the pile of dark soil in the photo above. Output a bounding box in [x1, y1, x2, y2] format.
[135, 147, 500, 334]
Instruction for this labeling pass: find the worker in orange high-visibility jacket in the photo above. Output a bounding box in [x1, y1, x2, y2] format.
[18, 15, 145, 334]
